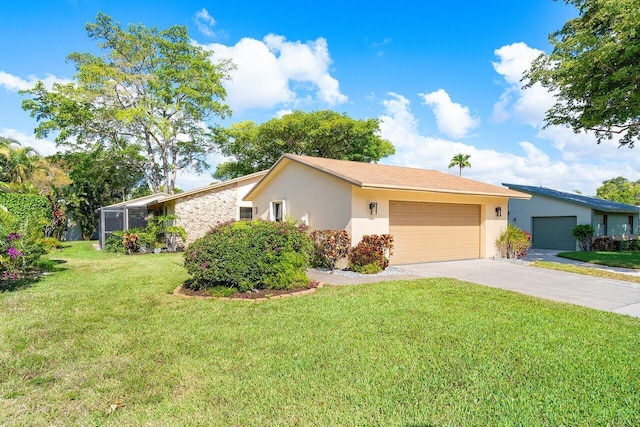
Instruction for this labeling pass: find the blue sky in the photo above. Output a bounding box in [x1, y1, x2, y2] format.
[1, 1, 636, 194]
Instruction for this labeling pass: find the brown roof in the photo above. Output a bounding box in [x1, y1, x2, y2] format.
[247, 154, 529, 199]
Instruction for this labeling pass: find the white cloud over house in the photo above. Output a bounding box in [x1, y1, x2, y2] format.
[0, 128, 59, 156]
[194, 8, 217, 38]
[377, 92, 638, 195]
[199, 34, 347, 111]
[420, 89, 480, 139]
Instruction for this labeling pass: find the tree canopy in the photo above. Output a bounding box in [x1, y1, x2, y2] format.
[448, 153, 471, 176]
[211, 110, 395, 180]
[596, 176, 640, 205]
[525, 0, 640, 147]
[21, 12, 232, 194]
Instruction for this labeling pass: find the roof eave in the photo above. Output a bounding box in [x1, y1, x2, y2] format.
[361, 183, 531, 198]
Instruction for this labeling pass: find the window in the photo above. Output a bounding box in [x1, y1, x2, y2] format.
[271, 201, 285, 222]
[239, 207, 253, 221]
[629, 215, 634, 235]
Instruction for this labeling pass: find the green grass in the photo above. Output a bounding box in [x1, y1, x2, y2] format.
[558, 250, 640, 269]
[1, 242, 639, 426]
[534, 261, 640, 284]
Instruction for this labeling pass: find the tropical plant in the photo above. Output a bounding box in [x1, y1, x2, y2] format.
[349, 234, 394, 274]
[309, 229, 351, 270]
[448, 153, 471, 176]
[495, 225, 531, 259]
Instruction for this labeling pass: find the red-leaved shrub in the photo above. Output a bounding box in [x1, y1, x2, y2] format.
[349, 234, 394, 274]
[309, 229, 351, 270]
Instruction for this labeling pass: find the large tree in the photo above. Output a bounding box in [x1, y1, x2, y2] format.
[21, 13, 232, 194]
[596, 176, 640, 205]
[212, 110, 395, 180]
[54, 144, 147, 240]
[525, 0, 640, 147]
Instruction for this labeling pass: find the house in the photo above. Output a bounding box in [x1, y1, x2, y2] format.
[147, 171, 267, 245]
[503, 183, 640, 250]
[244, 154, 529, 264]
[99, 171, 266, 248]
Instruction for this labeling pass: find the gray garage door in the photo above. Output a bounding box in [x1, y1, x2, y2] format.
[532, 216, 577, 250]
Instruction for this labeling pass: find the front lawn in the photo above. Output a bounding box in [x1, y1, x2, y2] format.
[1, 242, 639, 426]
[558, 250, 640, 269]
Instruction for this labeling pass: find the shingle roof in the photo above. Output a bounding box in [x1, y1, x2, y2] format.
[247, 154, 530, 199]
[503, 183, 640, 213]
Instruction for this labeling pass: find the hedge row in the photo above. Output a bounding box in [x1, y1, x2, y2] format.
[0, 193, 50, 223]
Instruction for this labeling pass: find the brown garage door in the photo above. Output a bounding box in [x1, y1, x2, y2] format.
[389, 201, 481, 264]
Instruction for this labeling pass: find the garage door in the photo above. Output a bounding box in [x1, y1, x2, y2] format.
[389, 201, 481, 264]
[532, 216, 577, 250]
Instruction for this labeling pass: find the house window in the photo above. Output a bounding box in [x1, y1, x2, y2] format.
[239, 207, 253, 221]
[271, 201, 285, 222]
[629, 215, 634, 235]
[600, 214, 608, 236]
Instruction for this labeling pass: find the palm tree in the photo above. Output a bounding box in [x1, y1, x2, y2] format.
[448, 153, 471, 176]
[0, 139, 44, 186]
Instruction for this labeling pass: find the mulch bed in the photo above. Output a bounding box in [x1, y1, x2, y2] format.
[173, 283, 323, 301]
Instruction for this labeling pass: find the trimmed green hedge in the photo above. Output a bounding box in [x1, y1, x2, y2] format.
[0, 193, 50, 223]
[183, 220, 313, 292]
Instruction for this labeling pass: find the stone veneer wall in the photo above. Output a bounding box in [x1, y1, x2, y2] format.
[173, 183, 238, 244]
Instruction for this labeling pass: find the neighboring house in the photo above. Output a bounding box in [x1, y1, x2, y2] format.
[503, 183, 640, 250]
[147, 171, 266, 245]
[99, 171, 266, 248]
[245, 154, 529, 265]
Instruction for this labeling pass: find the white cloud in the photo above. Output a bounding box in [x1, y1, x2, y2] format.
[378, 93, 640, 195]
[0, 128, 60, 157]
[491, 42, 554, 127]
[199, 34, 347, 111]
[0, 71, 71, 92]
[194, 8, 216, 38]
[420, 89, 480, 138]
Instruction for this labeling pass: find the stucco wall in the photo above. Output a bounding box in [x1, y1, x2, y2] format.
[593, 211, 637, 237]
[249, 161, 353, 231]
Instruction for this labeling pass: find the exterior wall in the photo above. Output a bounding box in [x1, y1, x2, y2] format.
[248, 161, 353, 231]
[508, 194, 592, 250]
[593, 211, 638, 237]
[351, 187, 509, 258]
[173, 183, 238, 244]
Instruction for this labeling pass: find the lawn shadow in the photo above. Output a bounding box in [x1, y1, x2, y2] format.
[0, 276, 40, 292]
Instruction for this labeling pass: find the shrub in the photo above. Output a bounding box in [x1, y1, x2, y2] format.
[123, 232, 140, 255]
[105, 231, 126, 254]
[592, 236, 615, 251]
[183, 220, 313, 292]
[0, 193, 49, 224]
[0, 210, 47, 281]
[572, 224, 595, 251]
[496, 225, 531, 259]
[349, 234, 394, 274]
[309, 229, 351, 270]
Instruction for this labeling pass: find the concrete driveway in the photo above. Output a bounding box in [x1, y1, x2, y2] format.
[307, 249, 640, 318]
[399, 258, 640, 318]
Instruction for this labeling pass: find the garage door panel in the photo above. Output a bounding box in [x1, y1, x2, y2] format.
[389, 201, 480, 264]
[532, 216, 577, 250]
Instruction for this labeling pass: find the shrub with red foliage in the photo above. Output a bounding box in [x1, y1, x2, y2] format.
[310, 229, 351, 270]
[349, 234, 394, 274]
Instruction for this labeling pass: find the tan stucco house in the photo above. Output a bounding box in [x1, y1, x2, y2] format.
[245, 154, 530, 264]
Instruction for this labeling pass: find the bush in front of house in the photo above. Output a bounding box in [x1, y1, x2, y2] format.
[183, 220, 313, 292]
[572, 224, 595, 251]
[592, 235, 614, 251]
[309, 229, 351, 270]
[496, 225, 531, 259]
[349, 234, 394, 274]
